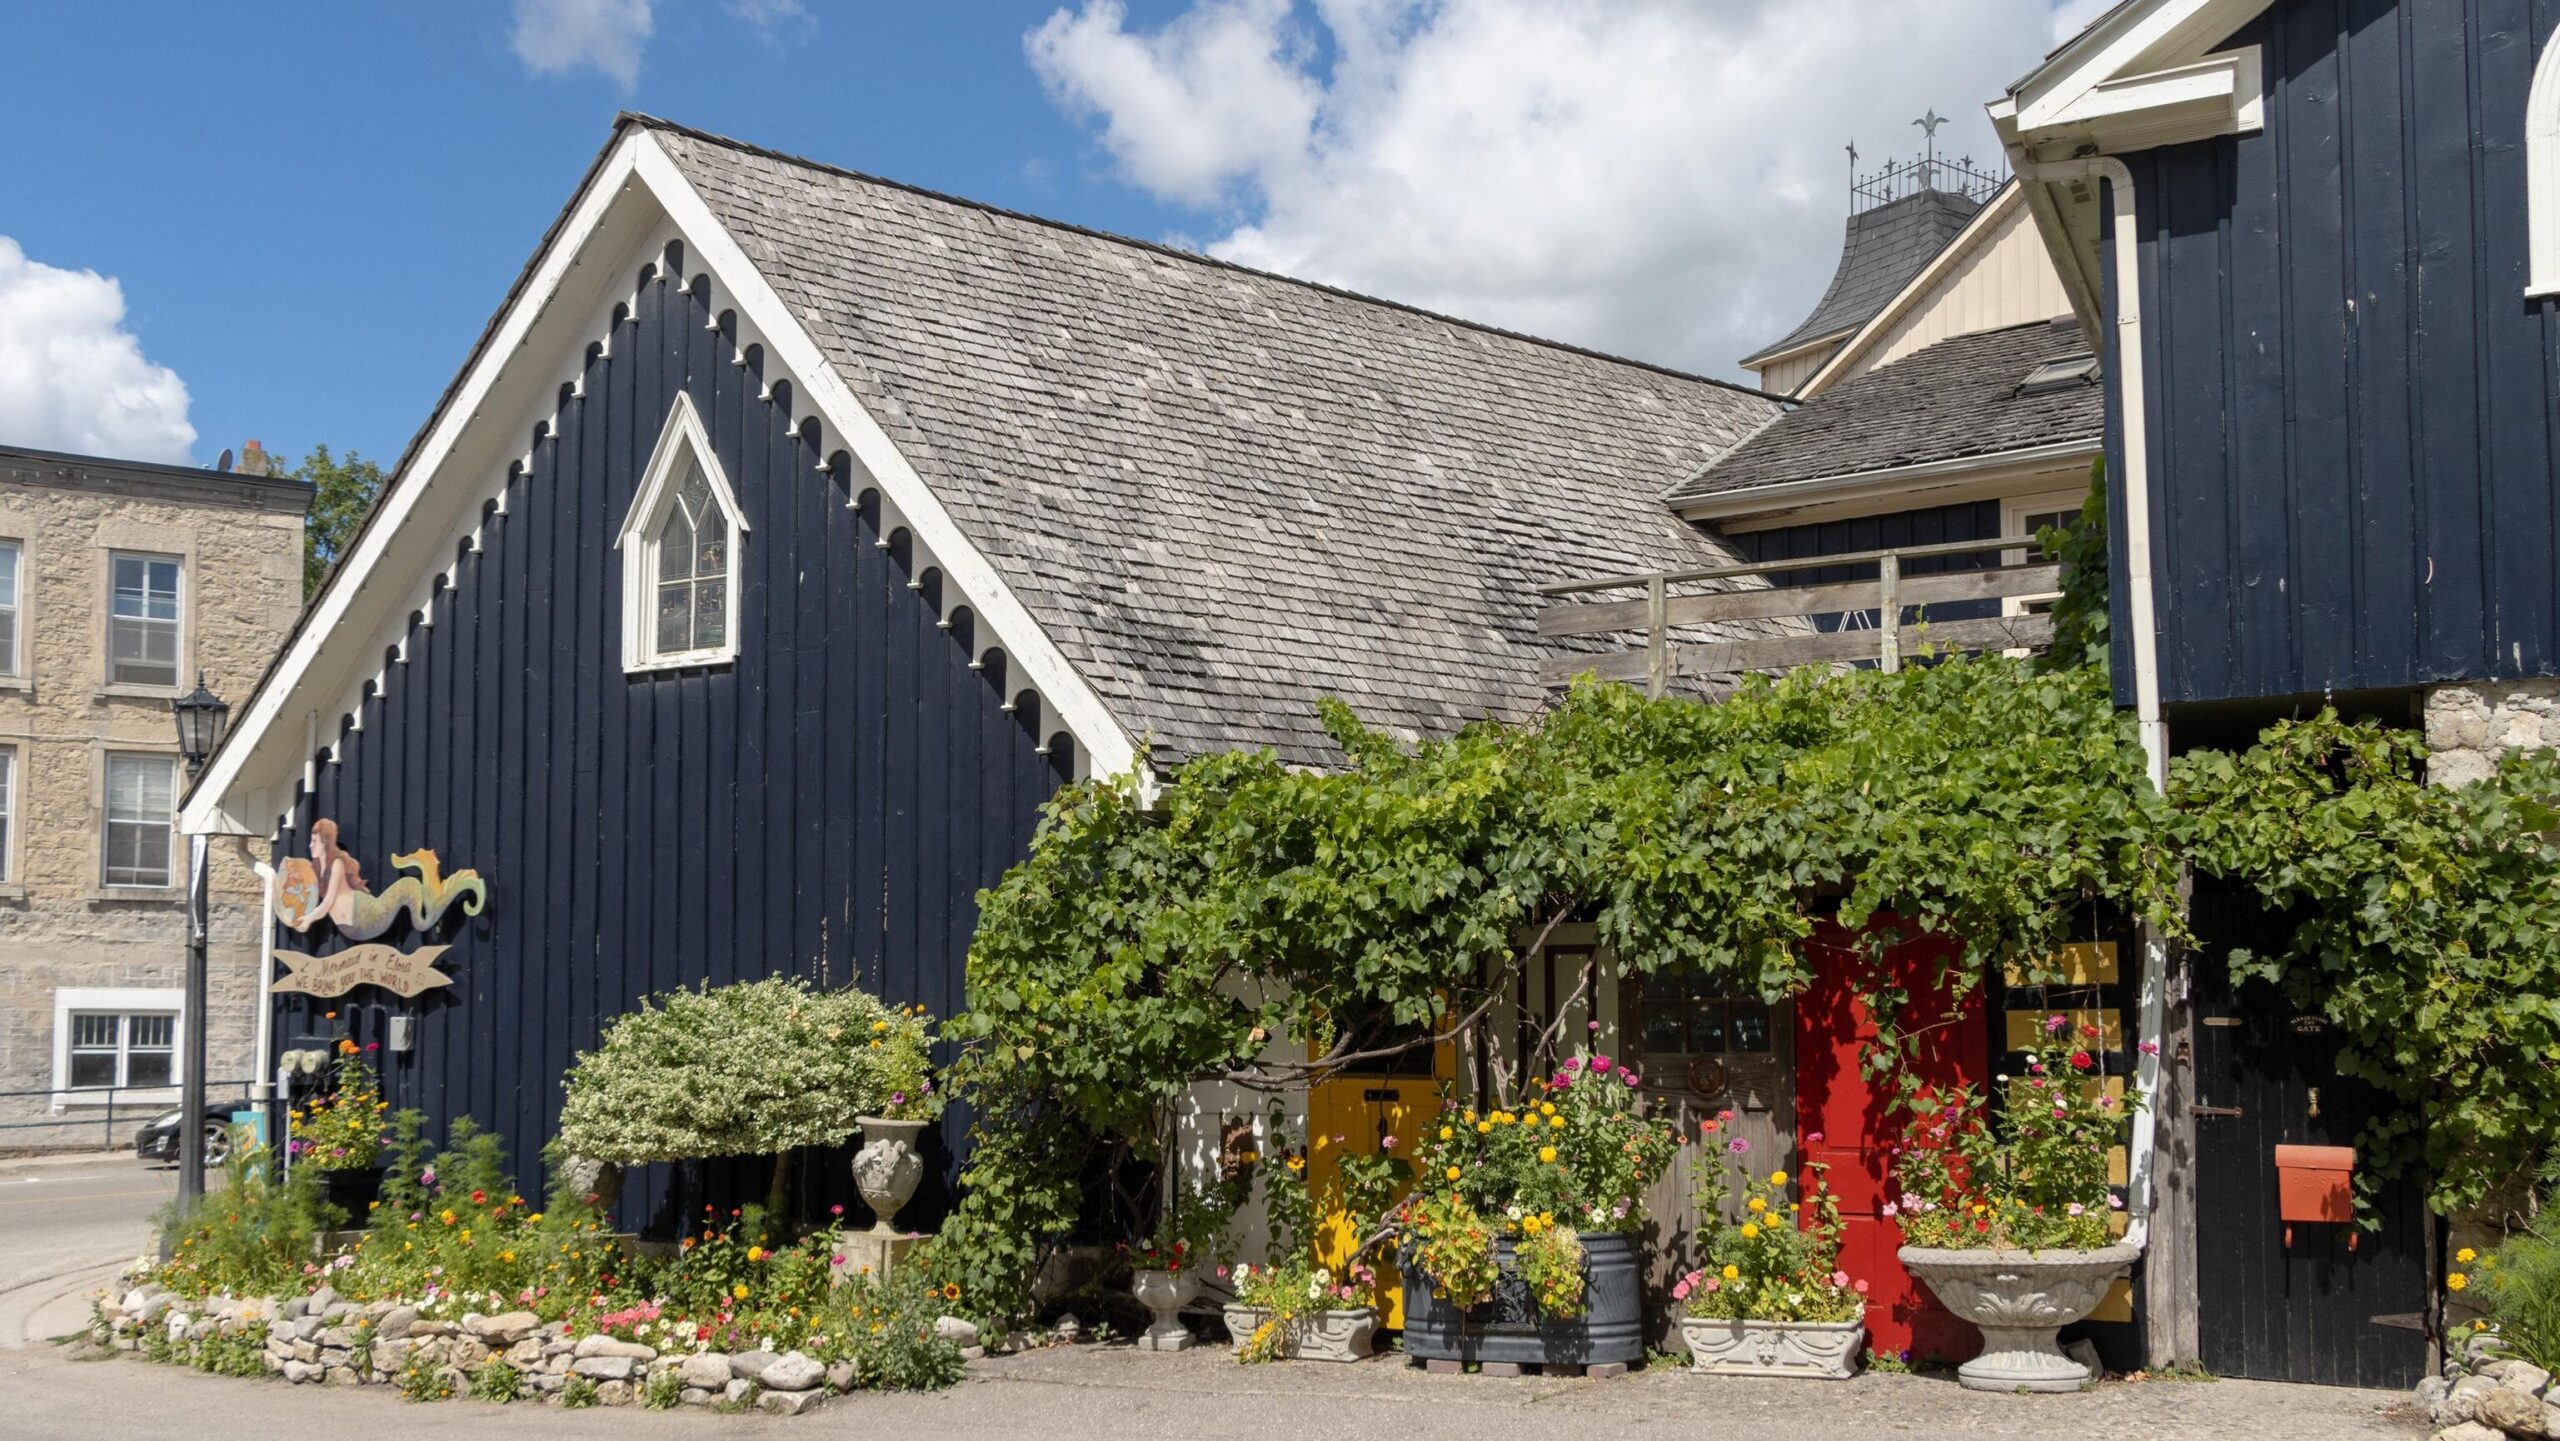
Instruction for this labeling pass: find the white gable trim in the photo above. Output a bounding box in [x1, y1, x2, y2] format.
[617, 391, 749, 674]
[1800, 184, 2043, 399]
[2530, 29, 2560, 297]
[183, 126, 1142, 838]
[2011, 0, 2273, 135]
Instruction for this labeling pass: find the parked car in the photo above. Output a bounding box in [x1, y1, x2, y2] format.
[134, 1103, 248, 1166]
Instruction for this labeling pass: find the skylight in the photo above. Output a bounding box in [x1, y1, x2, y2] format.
[2017, 353, 2101, 395]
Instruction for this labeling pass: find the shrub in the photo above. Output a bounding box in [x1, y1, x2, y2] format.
[560, 1374, 600, 1409]
[287, 1047, 389, 1170]
[154, 1139, 326, 1300]
[191, 1328, 268, 1378]
[397, 1350, 455, 1402]
[815, 1266, 966, 1391]
[644, 1365, 685, 1410]
[1680, 1137, 1863, 1323]
[468, 1359, 524, 1404]
[2475, 1234, 2560, 1372]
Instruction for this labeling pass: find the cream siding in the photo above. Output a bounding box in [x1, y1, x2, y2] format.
[1814, 196, 2078, 394]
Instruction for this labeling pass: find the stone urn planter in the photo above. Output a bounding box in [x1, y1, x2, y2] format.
[851, 1116, 927, 1234]
[1221, 1304, 1379, 1362]
[1131, 1268, 1201, 1352]
[556, 1155, 623, 1213]
[1679, 1315, 1865, 1379]
[1400, 1231, 1645, 1369]
[1898, 1244, 2139, 1392]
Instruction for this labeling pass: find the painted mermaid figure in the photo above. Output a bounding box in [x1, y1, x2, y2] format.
[274, 818, 487, 940]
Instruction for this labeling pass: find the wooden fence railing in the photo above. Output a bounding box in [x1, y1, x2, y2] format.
[1536, 536, 2061, 696]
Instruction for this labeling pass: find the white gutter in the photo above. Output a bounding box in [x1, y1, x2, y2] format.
[2016, 153, 2167, 1253]
[1671, 439, 2100, 522]
[252, 859, 277, 1101]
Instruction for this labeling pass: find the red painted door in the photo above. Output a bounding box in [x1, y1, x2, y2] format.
[1794, 916, 1988, 1362]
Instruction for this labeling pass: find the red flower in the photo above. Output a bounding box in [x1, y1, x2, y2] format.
[471, 1189, 487, 1204]
[2069, 1051, 2094, 1072]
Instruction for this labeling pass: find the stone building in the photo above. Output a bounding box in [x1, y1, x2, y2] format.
[0, 442, 309, 1148]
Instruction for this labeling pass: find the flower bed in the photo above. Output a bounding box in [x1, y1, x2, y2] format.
[1673, 1120, 1866, 1379]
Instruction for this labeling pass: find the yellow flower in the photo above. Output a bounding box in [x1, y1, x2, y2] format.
[1463, 1109, 1477, 1123]
[1721, 1264, 1739, 1280]
[1539, 1103, 1556, 1117]
[1769, 1170, 1789, 1187]
[873, 1020, 890, 1032]
[499, 1250, 516, 1263]
[747, 1246, 766, 1262]
[2448, 1273, 2470, 1292]
[1549, 1116, 1565, 1130]
[1440, 1127, 1453, 1141]
[528, 1212, 544, 1223]
[2456, 1248, 2478, 1264]
[1539, 1146, 1558, 1164]
[1747, 1197, 1766, 1212]
[1285, 1155, 1306, 1172]
[1446, 1166, 1463, 1181]
[733, 1283, 751, 1300]
[440, 1209, 457, 1225]
[1476, 1122, 1492, 1135]
[1740, 1223, 1760, 1239]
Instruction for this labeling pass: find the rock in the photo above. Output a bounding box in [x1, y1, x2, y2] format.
[681, 1352, 732, 1389]
[2479, 1389, 2550, 1438]
[281, 1360, 318, 1384]
[573, 1334, 656, 1361]
[316, 1326, 353, 1348]
[376, 1305, 418, 1340]
[530, 1372, 566, 1395]
[471, 1310, 542, 1345]
[759, 1353, 824, 1392]
[320, 1302, 355, 1324]
[290, 1340, 319, 1363]
[1052, 1314, 1083, 1344]
[826, 1361, 857, 1392]
[326, 1366, 362, 1387]
[681, 1388, 715, 1406]
[934, 1316, 979, 1347]
[571, 1355, 637, 1381]
[2473, 1333, 2510, 1365]
[2426, 1378, 2458, 1409]
[133, 1295, 173, 1325]
[2511, 1365, 2556, 1399]
[724, 1378, 755, 1405]
[594, 1380, 635, 1406]
[2449, 1377, 2502, 1425]
[412, 1319, 457, 1338]
[506, 1337, 543, 1366]
[307, 1285, 340, 1314]
[120, 1288, 155, 1317]
[758, 1388, 824, 1415]
[960, 1346, 985, 1362]
[2441, 1425, 2509, 1441]
[729, 1350, 778, 1381]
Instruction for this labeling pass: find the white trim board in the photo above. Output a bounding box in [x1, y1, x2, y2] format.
[183, 124, 1141, 840]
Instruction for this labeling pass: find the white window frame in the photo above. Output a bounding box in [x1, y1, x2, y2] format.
[0, 537, 24, 679]
[50, 987, 184, 1107]
[2002, 488, 2087, 617]
[105, 549, 185, 690]
[100, 750, 179, 890]
[2532, 29, 2560, 298]
[616, 392, 749, 674]
[0, 743, 20, 885]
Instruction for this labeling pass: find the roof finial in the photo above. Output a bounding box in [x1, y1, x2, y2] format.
[1914, 108, 1947, 189]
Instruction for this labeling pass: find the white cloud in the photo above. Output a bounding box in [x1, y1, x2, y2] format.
[0, 238, 194, 464]
[727, 0, 813, 44]
[510, 0, 655, 90]
[1027, 0, 1322, 208]
[1027, 0, 2069, 380]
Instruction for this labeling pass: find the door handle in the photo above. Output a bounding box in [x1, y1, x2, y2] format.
[2189, 1103, 2244, 1118]
[1362, 1089, 1401, 1103]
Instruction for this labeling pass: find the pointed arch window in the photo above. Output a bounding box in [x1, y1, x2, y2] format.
[619, 393, 748, 673]
[2532, 27, 2560, 297]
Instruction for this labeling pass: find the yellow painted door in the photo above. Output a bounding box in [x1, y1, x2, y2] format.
[1306, 1040, 1452, 1328]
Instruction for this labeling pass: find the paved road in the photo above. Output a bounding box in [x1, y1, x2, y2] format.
[0, 1150, 174, 1348]
[0, 1334, 2426, 1440]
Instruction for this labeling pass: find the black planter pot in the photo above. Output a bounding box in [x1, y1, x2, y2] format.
[1401, 1230, 1645, 1367]
[319, 1165, 384, 1219]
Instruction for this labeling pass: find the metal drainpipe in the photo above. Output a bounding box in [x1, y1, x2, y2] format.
[2015, 154, 2167, 1255]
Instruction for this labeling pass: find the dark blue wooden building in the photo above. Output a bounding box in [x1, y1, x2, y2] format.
[178, 116, 1783, 1238]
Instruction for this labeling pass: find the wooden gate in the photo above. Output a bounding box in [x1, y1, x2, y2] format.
[2190, 881, 2431, 1389]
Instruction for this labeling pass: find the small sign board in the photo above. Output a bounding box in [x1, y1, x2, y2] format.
[272, 944, 454, 1000]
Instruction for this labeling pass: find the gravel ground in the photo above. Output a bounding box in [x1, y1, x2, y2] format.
[0, 1334, 2427, 1440]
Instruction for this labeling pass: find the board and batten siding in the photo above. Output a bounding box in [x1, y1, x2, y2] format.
[271, 257, 1069, 1234]
[2108, 0, 2560, 707]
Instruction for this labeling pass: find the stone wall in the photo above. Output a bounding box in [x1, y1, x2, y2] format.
[2422, 680, 2560, 788]
[0, 457, 306, 1145]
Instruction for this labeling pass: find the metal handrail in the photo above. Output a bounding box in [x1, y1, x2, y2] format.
[0, 1077, 260, 1152]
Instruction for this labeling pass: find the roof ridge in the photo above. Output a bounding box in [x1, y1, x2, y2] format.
[618, 111, 1783, 404]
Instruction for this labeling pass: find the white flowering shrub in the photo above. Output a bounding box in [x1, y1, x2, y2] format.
[558, 976, 909, 1164]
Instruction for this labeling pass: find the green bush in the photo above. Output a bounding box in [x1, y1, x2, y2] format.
[643, 1365, 685, 1410]
[2478, 1234, 2560, 1372]
[468, 1359, 524, 1404]
[397, 1350, 455, 1402]
[153, 1138, 326, 1300]
[560, 1375, 600, 1409]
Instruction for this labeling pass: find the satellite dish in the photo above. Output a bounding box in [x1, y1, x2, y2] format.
[216, 448, 234, 473]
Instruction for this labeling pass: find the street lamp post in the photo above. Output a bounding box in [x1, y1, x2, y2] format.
[171, 673, 230, 1223]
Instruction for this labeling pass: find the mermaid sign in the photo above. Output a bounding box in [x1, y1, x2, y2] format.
[272, 819, 489, 999]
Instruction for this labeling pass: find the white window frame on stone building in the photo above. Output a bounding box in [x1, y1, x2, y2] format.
[0, 537, 24, 679]
[51, 987, 184, 1105]
[100, 750, 179, 890]
[617, 392, 749, 674]
[0, 743, 19, 885]
[106, 549, 184, 689]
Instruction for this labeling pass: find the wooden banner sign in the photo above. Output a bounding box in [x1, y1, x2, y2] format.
[272, 944, 454, 1000]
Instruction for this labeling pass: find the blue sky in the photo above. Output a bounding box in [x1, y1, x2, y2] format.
[0, 1, 2084, 473]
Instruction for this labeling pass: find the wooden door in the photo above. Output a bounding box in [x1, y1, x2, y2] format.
[2190, 881, 2429, 1389]
[1306, 1027, 1452, 1328]
[1796, 917, 1988, 1362]
[1620, 969, 1794, 1339]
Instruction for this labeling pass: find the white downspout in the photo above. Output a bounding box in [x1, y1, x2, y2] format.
[252, 857, 277, 1102]
[2018, 155, 2167, 1253]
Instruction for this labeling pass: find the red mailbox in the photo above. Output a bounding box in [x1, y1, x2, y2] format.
[2276, 1144, 2356, 1246]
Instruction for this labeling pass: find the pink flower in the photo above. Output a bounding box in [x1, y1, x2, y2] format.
[1622, 1071, 1641, 1087]
[2138, 1040, 2161, 1056]
[1830, 1270, 1850, 1288]
[830, 1255, 846, 1267]
[1587, 1020, 1601, 1033]
[1557, 1058, 1581, 1073]
[1702, 1277, 1721, 1293]
[1590, 1057, 1613, 1074]
[1853, 1280, 1870, 1295]
[1216, 1265, 1230, 1278]
[1881, 1202, 1899, 1218]
[1728, 1138, 1750, 1155]
[2045, 1014, 2068, 1035]
[1805, 1131, 1824, 1145]
[2107, 1194, 2125, 1210]
[1381, 1134, 1399, 1150]
[2066, 1202, 2085, 1217]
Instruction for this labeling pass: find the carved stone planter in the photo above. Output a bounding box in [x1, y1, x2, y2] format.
[852, 1116, 927, 1235]
[1132, 1269, 1201, 1352]
[1898, 1244, 2139, 1393]
[1678, 1315, 1864, 1379]
[1222, 1304, 1379, 1362]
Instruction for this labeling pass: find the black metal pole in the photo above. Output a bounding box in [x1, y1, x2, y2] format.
[176, 827, 210, 1221]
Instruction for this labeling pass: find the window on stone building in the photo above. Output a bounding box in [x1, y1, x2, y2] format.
[65, 1011, 175, 1090]
[1639, 972, 1775, 1056]
[0, 539, 22, 676]
[618, 393, 747, 673]
[107, 550, 182, 687]
[102, 751, 177, 888]
[0, 745, 17, 883]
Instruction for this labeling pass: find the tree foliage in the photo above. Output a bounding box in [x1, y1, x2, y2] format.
[2037, 459, 2111, 676]
[280, 443, 388, 594]
[2171, 712, 2560, 1212]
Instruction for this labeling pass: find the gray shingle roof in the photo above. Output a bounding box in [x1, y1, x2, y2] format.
[647, 120, 1785, 768]
[1672, 316, 2101, 506]
[1739, 187, 1986, 368]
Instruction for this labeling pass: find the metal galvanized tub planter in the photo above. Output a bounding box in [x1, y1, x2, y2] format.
[1400, 1231, 1645, 1368]
[1678, 1316, 1865, 1379]
[1221, 1304, 1380, 1362]
[1898, 1243, 2139, 1392]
